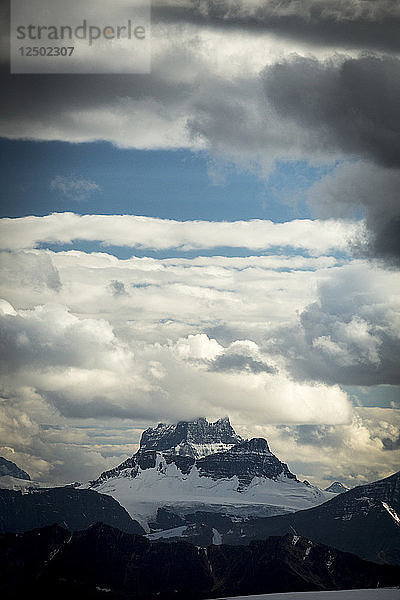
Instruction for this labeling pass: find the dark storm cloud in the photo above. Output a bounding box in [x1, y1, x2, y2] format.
[264, 55, 400, 264]
[153, 0, 400, 53]
[308, 162, 400, 267]
[209, 352, 276, 374]
[0, 70, 185, 125]
[264, 55, 400, 168]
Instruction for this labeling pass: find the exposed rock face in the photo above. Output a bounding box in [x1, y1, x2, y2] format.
[0, 522, 399, 599]
[139, 416, 243, 457]
[0, 457, 31, 481]
[197, 438, 297, 489]
[92, 417, 296, 491]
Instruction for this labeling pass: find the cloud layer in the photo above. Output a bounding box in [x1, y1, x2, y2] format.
[0, 213, 361, 254]
[0, 246, 398, 485]
[1, 17, 399, 262]
[153, 0, 400, 53]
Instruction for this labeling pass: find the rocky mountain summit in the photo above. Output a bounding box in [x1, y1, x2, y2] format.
[196, 437, 297, 490]
[87, 417, 332, 528]
[140, 416, 242, 458]
[91, 417, 299, 491]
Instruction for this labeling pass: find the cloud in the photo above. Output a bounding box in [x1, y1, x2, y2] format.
[153, 0, 400, 53]
[1, 19, 399, 271]
[173, 333, 223, 361]
[307, 161, 400, 266]
[108, 280, 128, 297]
[208, 340, 276, 374]
[1, 21, 397, 164]
[382, 434, 400, 451]
[264, 55, 400, 168]
[0, 300, 351, 423]
[1, 4, 399, 179]
[267, 261, 400, 386]
[1, 250, 397, 392]
[0, 297, 354, 484]
[247, 406, 400, 487]
[210, 352, 276, 374]
[50, 175, 101, 201]
[0, 250, 61, 292]
[0, 247, 398, 485]
[0, 249, 344, 349]
[0, 213, 361, 254]
[262, 54, 400, 268]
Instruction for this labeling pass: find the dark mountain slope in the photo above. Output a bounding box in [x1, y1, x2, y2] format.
[0, 523, 398, 600]
[0, 487, 144, 535]
[224, 470, 400, 565]
[197, 438, 297, 489]
[0, 457, 30, 480]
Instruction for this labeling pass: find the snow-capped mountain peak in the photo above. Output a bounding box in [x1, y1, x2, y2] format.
[85, 417, 333, 529]
[139, 416, 242, 459]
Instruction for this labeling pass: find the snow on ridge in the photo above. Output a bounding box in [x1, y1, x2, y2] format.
[212, 528, 222, 545]
[147, 526, 187, 540]
[173, 441, 237, 459]
[84, 417, 334, 528]
[92, 458, 332, 526]
[219, 589, 400, 600]
[382, 501, 400, 525]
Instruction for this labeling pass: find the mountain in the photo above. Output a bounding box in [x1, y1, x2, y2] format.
[325, 481, 349, 494]
[0, 457, 30, 480]
[0, 486, 145, 535]
[140, 416, 242, 458]
[86, 417, 333, 529]
[0, 522, 399, 599]
[218, 470, 400, 565]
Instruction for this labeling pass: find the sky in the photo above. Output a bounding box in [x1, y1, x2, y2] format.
[0, 0, 399, 489]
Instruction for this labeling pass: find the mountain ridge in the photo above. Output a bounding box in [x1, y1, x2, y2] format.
[91, 417, 299, 488]
[140, 416, 242, 458]
[0, 486, 145, 535]
[0, 457, 31, 481]
[218, 470, 400, 565]
[86, 417, 332, 529]
[0, 522, 399, 599]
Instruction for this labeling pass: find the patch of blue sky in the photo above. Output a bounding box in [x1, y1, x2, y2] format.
[345, 385, 400, 409]
[1, 138, 340, 223]
[37, 240, 350, 263]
